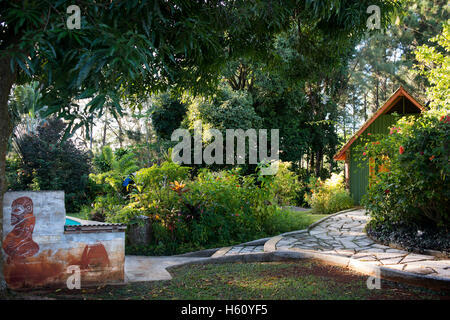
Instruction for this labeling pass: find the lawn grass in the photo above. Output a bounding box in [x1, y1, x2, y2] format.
[265, 208, 328, 235]
[5, 260, 448, 300]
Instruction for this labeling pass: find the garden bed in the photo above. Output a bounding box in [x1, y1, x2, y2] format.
[366, 221, 450, 257]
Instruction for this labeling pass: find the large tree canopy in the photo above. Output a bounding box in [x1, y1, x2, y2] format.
[0, 0, 399, 291]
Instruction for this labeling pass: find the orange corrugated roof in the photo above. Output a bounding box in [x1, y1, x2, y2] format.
[334, 86, 425, 161]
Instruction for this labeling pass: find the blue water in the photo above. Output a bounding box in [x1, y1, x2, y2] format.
[65, 218, 81, 226]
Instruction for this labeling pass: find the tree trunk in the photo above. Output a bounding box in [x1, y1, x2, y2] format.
[363, 93, 368, 121]
[343, 111, 347, 141]
[375, 77, 380, 110]
[102, 113, 108, 147]
[116, 117, 124, 148]
[0, 57, 16, 293]
[315, 149, 322, 177]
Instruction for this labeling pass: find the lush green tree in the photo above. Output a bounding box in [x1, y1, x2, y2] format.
[347, 0, 449, 118]
[188, 86, 262, 131]
[0, 0, 399, 290]
[151, 93, 187, 140]
[414, 20, 450, 110]
[0, 0, 297, 289]
[9, 118, 91, 212]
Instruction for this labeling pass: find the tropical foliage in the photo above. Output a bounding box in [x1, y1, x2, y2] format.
[6, 118, 91, 212]
[414, 20, 450, 110]
[360, 112, 450, 230]
[88, 160, 306, 255]
[304, 173, 354, 214]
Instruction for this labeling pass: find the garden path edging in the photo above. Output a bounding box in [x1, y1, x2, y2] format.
[158, 249, 450, 291]
[366, 234, 450, 259]
[125, 208, 450, 291]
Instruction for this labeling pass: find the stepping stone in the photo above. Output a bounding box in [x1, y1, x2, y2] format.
[310, 230, 327, 236]
[340, 241, 359, 249]
[316, 234, 335, 240]
[334, 249, 355, 257]
[228, 247, 243, 254]
[277, 239, 297, 246]
[354, 240, 374, 247]
[400, 254, 436, 264]
[385, 248, 407, 254]
[383, 264, 405, 271]
[403, 265, 436, 275]
[372, 244, 389, 249]
[379, 257, 405, 265]
[297, 243, 320, 247]
[352, 251, 374, 258]
[358, 248, 386, 253]
[373, 252, 406, 260]
[358, 256, 379, 262]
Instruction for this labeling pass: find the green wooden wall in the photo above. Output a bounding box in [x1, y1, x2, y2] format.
[348, 114, 399, 204]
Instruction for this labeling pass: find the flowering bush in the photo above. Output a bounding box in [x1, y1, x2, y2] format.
[304, 172, 353, 214]
[359, 112, 450, 231]
[270, 162, 303, 206]
[107, 162, 299, 255]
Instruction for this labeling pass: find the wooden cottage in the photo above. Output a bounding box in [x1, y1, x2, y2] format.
[333, 86, 425, 204]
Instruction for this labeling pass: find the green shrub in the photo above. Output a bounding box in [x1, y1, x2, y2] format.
[8, 118, 91, 212]
[89, 146, 139, 195]
[133, 161, 191, 190]
[91, 160, 327, 255]
[108, 163, 293, 255]
[304, 172, 353, 214]
[360, 112, 450, 230]
[271, 162, 302, 206]
[263, 208, 316, 234]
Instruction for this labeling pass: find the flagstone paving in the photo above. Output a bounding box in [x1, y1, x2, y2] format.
[125, 208, 449, 287]
[219, 208, 450, 280]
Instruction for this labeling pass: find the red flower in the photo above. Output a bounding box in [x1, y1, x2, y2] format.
[363, 152, 367, 156]
[420, 151, 424, 155]
[399, 146, 404, 154]
[390, 127, 401, 134]
[429, 155, 435, 161]
[384, 189, 390, 194]
[367, 133, 372, 136]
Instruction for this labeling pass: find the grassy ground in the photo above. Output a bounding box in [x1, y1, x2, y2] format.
[4, 260, 448, 300]
[263, 208, 328, 235]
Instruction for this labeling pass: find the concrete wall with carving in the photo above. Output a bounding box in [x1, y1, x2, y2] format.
[2, 191, 125, 289]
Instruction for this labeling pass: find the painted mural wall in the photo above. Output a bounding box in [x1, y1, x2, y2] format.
[2, 191, 125, 289]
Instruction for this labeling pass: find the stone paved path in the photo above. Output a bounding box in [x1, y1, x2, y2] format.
[126, 208, 450, 286]
[222, 245, 265, 255]
[277, 209, 449, 277]
[218, 209, 450, 279]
